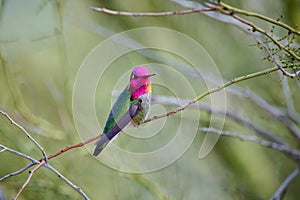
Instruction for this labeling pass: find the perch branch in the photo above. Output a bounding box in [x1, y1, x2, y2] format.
[142, 66, 287, 124]
[48, 64, 291, 161]
[47, 135, 100, 160]
[39, 62, 297, 170]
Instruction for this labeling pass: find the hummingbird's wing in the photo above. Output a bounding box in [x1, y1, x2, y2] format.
[93, 86, 141, 156]
[93, 99, 141, 156]
[105, 100, 141, 140]
[103, 86, 131, 134]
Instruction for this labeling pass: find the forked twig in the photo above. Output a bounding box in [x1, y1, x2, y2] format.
[0, 109, 48, 162]
[0, 162, 35, 182]
[13, 160, 45, 200]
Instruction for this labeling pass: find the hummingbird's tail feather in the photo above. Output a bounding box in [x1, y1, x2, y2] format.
[93, 104, 139, 156]
[93, 134, 109, 156]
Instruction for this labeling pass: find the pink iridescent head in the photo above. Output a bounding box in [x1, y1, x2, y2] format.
[129, 66, 155, 99]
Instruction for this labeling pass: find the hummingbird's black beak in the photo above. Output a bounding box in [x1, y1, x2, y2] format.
[147, 73, 156, 77]
[141, 73, 156, 78]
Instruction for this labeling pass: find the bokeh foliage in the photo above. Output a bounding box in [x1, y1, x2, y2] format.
[0, 0, 300, 199]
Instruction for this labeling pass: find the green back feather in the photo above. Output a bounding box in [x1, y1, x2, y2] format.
[103, 86, 131, 134]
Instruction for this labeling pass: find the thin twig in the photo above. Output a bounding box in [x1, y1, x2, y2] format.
[0, 144, 39, 164]
[13, 159, 45, 200]
[270, 166, 300, 200]
[199, 127, 300, 160]
[256, 38, 296, 78]
[90, 6, 215, 16]
[0, 109, 48, 162]
[219, 2, 300, 35]
[44, 164, 90, 200]
[0, 162, 35, 182]
[219, 9, 300, 61]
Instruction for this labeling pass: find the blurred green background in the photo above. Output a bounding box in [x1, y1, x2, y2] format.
[0, 0, 300, 199]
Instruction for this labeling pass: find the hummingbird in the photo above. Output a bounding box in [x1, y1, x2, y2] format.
[93, 66, 155, 156]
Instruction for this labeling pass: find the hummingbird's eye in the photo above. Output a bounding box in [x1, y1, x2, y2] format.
[131, 74, 139, 80]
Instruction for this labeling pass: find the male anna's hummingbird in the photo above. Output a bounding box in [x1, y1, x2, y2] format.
[93, 66, 155, 156]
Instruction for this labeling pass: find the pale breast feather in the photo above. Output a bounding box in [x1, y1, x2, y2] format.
[131, 93, 151, 125]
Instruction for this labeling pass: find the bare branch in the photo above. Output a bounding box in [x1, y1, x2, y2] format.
[90, 6, 214, 16]
[271, 166, 300, 200]
[0, 109, 48, 162]
[0, 144, 39, 164]
[0, 162, 35, 182]
[237, 85, 300, 126]
[222, 83, 300, 139]
[44, 164, 90, 200]
[240, 89, 300, 141]
[199, 127, 300, 160]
